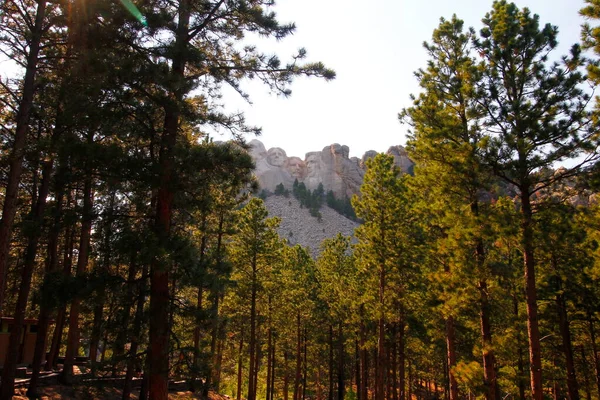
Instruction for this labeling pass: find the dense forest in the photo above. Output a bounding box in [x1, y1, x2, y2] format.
[2, 0, 600, 400]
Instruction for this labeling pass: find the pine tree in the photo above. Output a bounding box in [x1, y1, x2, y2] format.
[353, 154, 408, 400]
[401, 15, 500, 400]
[474, 2, 595, 398]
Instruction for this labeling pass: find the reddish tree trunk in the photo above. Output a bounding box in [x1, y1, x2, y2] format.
[148, 0, 190, 397]
[338, 322, 345, 400]
[284, 350, 290, 400]
[399, 315, 406, 400]
[329, 324, 335, 400]
[521, 191, 543, 400]
[0, 0, 47, 314]
[60, 167, 94, 385]
[123, 263, 148, 400]
[446, 316, 459, 400]
[360, 315, 368, 400]
[248, 253, 258, 400]
[554, 273, 579, 400]
[376, 266, 386, 400]
[1, 140, 53, 397]
[236, 326, 245, 400]
[587, 310, 600, 399]
[294, 312, 302, 400]
[479, 279, 499, 400]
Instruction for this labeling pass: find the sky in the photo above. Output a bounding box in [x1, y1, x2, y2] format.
[220, 0, 588, 160]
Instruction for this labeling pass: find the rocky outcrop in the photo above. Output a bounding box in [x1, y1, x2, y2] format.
[249, 139, 414, 198]
[264, 195, 358, 256]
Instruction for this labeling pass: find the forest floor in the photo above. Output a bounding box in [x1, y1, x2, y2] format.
[10, 366, 229, 400]
[13, 382, 229, 399]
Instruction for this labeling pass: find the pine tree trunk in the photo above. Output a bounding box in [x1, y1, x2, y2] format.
[114, 251, 138, 373]
[90, 191, 115, 370]
[446, 315, 459, 400]
[149, 0, 190, 397]
[192, 283, 203, 391]
[302, 326, 308, 400]
[122, 262, 147, 400]
[581, 345, 592, 400]
[267, 297, 273, 400]
[215, 318, 226, 392]
[479, 278, 499, 400]
[376, 261, 386, 400]
[513, 295, 525, 400]
[360, 315, 368, 400]
[554, 272, 579, 400]
[338, 321, 345, 400]
[27, 143, 64, 395]
[60, 162, 94, 385]
[329, 324, 335, 400]
[399, 314, 406, 400]
[1, 170, 46, 397]
[237, 325, 245, 400]
[445, 258, 459, 400]
[46, 183, 73, 372]
[270, 337, 276, 400]
[391, 324, 397, 400]
[521, 190, 543, 400]
[193, 215, 208, 392]
[356, 339, 361, 400]
[1, 142, 55, 397]
[248, 253, 258, 400]
[0, 0, 47, 314]
[253, 317, 261, 400]
[587, 309, 600, 399]
[284, 350, 290, 400]
[295, 312, 302, 400]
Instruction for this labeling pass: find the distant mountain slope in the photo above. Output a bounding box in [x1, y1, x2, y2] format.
[263, 195, 359, 256]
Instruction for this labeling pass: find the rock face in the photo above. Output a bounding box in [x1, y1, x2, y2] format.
[249, 139, 414, 198]
[264, 195, 358, 256]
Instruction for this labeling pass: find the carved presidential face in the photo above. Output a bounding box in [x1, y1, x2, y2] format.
[267, 147, 287, 167]
[305, 154, 320, 177]
[286, 157, 305, 179]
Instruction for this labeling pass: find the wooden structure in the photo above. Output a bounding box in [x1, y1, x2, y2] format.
[0, 317, 46, 366]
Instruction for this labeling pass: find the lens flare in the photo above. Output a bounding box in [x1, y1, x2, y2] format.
[119, 0, 147, 26]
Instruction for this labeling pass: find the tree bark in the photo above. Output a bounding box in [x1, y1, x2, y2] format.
[248, 253, 258, 400]
[329, 324, 335, 400]
[284, 350, 290, 400]
[294, 311, 302, 400]
[446, 316, 459, 400]
[338, 322, 345, 400]
[267, 297, 273, 400]
[587, 309, 600, 399]
[149, 0, 190, 396]
[236, 325, 245, 400]
[46, 195, 75, 371]
[521, 189, 543, 400]
[0, 0, 47, 314]
[360, 314, 368, 400]
[1, 153, 52, 397]
[122, 262, 147, 400]
[554, 272, 579, 400]
[376, 261, 386, 400]
[60, 158, 94, 385]
[399, 314, 406, 400]
[479, 278, 499, 400]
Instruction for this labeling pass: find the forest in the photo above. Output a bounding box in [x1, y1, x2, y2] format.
[1, 0, 600, 399]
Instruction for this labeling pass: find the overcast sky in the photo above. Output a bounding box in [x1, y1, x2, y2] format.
[221, 0, 588, 160]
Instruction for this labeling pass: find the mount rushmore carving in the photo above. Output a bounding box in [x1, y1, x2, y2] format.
[249, 139, 414, 198]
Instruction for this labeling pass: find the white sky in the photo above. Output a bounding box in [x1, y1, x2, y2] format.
[221, 0, 588, 160]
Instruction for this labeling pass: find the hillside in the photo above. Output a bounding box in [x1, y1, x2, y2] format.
[263, 195, 359, 256]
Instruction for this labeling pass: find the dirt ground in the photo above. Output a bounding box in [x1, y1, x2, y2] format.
[13, 383, 231, 400]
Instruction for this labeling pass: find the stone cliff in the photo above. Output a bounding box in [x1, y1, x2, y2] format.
[249, 139, 414, 198]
